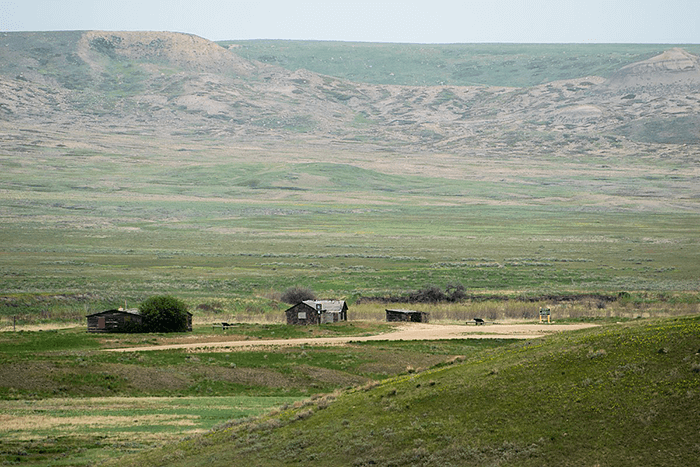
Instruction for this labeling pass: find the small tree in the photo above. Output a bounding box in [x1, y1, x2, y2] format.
[281, 286, 316, 304]
[139, 295, 189, 333]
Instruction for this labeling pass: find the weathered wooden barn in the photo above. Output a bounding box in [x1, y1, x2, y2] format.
[86, 308, 193, 332]
[386, 309, 430, 323]
[86, 308, 142, 333]
[285, 300, 348, 325]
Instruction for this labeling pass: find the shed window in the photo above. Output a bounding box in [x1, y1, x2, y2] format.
[298, 312, 306, 320]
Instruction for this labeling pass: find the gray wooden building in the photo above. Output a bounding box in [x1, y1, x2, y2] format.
[386, 309, 430, 323]
[285, 300, 348, 325]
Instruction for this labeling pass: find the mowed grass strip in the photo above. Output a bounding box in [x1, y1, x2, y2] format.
[0, 396, 300, 466]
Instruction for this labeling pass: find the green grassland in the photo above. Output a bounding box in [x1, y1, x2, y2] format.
[0, 395, 300, 466]
[1, 35, 699, 321]
[1, 33, 699, 467]
[109, 315, 700, 467]
[0, 324, 508, 465]
[2, 141, 698, 325]
[220, 41, 700, 87]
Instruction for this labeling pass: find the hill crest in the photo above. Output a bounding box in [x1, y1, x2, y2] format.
[78, 30, 258, 76]
[1, 31, 699, 163]
[605, 47, 700, 89]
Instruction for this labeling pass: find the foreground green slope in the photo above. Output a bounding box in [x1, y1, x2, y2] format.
[114, 315, 700, 466]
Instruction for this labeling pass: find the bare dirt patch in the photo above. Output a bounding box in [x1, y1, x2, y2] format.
[106, 322, 598, 353]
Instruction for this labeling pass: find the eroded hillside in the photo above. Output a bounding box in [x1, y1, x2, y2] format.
[1, 31, 700, 152]
[0, 31, 699, 217]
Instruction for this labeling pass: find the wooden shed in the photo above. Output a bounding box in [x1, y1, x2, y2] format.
[386, 309, 430, 323]
[86, 308, 193, 332]
[285, 300, 348, 325]
[86, 308, 142, 333]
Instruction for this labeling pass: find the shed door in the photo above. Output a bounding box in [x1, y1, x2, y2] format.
[97, 317, 106, 329]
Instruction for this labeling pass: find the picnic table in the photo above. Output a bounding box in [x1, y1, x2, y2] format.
[212, 322, 232, 330]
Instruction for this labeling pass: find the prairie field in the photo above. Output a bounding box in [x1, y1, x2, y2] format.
[1, 33, 699, 466]
[1, 139, 698, 325]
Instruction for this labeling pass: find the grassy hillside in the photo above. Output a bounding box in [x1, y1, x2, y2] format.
[0, 323, 508, 465]
[111, 315, 700, 466]
[220, 41, 700, 87]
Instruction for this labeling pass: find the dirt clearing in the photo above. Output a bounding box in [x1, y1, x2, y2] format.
[106, 322, 598, 352]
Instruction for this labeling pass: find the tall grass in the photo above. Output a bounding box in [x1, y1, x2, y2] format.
[349, 300, 700, 322]
[3, 294, 697, 330]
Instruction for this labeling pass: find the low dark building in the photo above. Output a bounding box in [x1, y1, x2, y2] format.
[87, 308, 193, 332]
[285, 300, 348, 325]
[386, 309, 430, 323]
[86, 308, 142, 333]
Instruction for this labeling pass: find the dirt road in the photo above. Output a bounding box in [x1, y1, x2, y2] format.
[105, 322, 598, 352]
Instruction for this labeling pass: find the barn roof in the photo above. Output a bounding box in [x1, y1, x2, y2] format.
[302, 300, 347, 312]
[386, 309, 429, 314]
[86, 308, 141, 318]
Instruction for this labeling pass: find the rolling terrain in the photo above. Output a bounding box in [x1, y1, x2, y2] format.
[1, 32, 699, 466]
[113, 315, 700, 467]
[0, 31, 699, 315]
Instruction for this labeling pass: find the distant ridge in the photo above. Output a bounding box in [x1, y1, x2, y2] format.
[1, 31, 699, 152]
[79, 31, 258, 76]
[605, 48, 700, 90]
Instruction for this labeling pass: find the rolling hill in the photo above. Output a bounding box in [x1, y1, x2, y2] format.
[111, 315, 700, 466]
[2, 31, 700, 154]
[0, 31, 699, 303]
[1, 32, 699, 467]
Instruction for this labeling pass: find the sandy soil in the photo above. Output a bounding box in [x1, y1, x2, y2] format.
[0, 323, 83, 332]
[105, 322, 598, 353]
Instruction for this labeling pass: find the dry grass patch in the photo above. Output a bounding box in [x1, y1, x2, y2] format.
[0, 413, 200, 436]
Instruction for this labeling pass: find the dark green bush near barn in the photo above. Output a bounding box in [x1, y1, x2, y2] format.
[138, 295, 189, 333]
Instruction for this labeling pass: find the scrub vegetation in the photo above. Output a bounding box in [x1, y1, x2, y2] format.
[1, 32, 699, 466]
[220, 41, 700, 87]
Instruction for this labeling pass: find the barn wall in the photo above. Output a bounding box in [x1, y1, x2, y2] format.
[386, 310, 405, 322]
[386, 310, 429, 323]
[86, 311, 142, 333]
[286, 303, 320, 325]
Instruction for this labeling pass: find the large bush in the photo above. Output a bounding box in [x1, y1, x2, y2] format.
[139, 295, 189, 332]
[281, 286, 316, 304]
[407, 283, 467, 303]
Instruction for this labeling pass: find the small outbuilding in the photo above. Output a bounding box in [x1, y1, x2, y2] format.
[386, 309, 430, 323]
[285, 300, 348, 325]
[86, 308, 142, 333]
[86, 308, 193, 332]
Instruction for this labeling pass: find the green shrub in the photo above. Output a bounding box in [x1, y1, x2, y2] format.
[139, 295, 189, 333]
